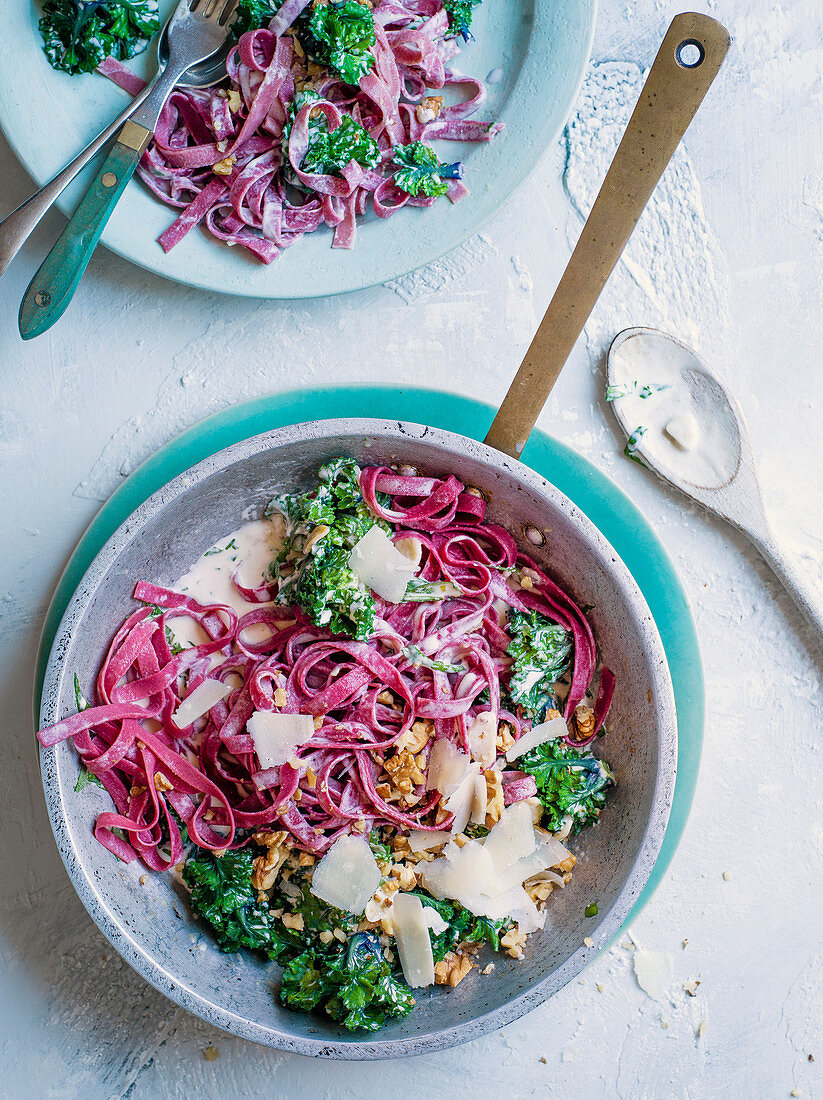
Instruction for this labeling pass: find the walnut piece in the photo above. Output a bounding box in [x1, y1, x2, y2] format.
[415, 95, 444, 124]
[573, 704, 595, 738]
[496, 723, 516, 754]
[501, 926, 528, 960]
[397, 719, 434, 755]
[212, 155, 236, 177]
[250, 830, 290, 891]
[484, 769, 504, 827]
[434, 950, 475, 988]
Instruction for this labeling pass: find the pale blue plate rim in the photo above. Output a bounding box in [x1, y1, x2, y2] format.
[35, 384, 703, 920]
[0, 1, 597, 299]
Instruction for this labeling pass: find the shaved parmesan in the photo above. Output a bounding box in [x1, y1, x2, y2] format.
[483, 802, 537, 870]
[534, 828, 573, 868]
[247, 710, 314, 769]
[506, 715, 568, 763]
[394, 536, 422, 567]
[491, 846, 559, 894]
[348, 525, 417, 603]
[408, 829, 451, 853]
[467, 711, 497, 768]
[418, 839, 495, 901]
[470, 771, 488, 825]
[391, 892, 435, 987]
[171, 678, 233, 729]
[417, 803, 565, 934]
[426, 739, 472, 795]
[463, 886, 544, 934]
[423, 906, 449, 935]
[310, 834, 381, 915]
[444, 763, 482, 835]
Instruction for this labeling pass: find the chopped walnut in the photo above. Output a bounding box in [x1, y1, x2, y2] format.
[435, 802, 451, 826]
[305, 766, 317, 789]
[484, 769, 504, 827]
[129, 784, 146, 798]
[381, 750, 426, 806]
[434, 950, 475, 988]
[557, 853, 577, 874]
[226, 88, 242, 113]
[573, 704, 595, 738]
[377, 689, 395, 706]
[313, 715, 323, 730]
[364, 879, 400, 923]
[281, 912, 305, 932]
[519, 574, 534, 590]
[212, 155, 236, 177]
[389, 862, 417, 890]
[525, 879, 554, 904]
[153, 772, 173, 793]
[273, 687, 288, 708]
[397, 719, 434, 754]
[415, 95, 444, 124]
[496, 723, 516, 754]
[501, 926, 528, 959]
[250, 830, 290, 890]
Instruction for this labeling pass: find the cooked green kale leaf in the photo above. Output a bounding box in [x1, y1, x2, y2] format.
[281, 91, 380, 176]
[392, 142, 463, 198]
[267, 458, 390, 639]
[506, 609, 572, 720]
[72, 674, 105, 792]
[232, 0, 279, 35]
[518, 740, 614, 833]
[409, 890, 509, 961]
[296, 0, 376, 85]
[280, 932, 414, 1032]
[368, 832, 393, 865]
[184, 846, 414, 1032]
[443, 0, 481, 40]
[39, 0, 159, 76]
[401, 644, 467, 674]
[302, 114, 380, 175]
[184, 847, 289, 955]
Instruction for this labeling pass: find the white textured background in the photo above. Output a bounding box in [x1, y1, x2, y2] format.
[2, 1, 822, 1097]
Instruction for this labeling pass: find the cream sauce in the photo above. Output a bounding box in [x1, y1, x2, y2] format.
[168, 516, 286, 650]
[609, 330, 741, 490]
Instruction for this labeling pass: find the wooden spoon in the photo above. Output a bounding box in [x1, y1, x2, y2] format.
[485, 12, 731, 457]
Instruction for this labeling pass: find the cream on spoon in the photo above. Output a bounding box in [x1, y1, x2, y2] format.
[607, 327, 823, 644]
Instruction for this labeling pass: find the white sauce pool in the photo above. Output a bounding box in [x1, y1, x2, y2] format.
[168, 517, 285, 650]
[610, 331, 741, 490]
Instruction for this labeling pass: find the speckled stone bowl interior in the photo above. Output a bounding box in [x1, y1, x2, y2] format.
[39, 420, 677, 1058]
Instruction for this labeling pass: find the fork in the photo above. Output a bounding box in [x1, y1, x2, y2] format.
[18, 0, 239, 340]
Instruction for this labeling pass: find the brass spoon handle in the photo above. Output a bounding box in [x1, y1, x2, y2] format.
[485, 13, 731, 458]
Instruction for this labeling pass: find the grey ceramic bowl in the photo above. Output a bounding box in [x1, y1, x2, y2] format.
[38, 420, 677, 1058]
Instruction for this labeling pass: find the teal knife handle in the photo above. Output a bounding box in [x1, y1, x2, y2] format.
[19, 136, 145, 340]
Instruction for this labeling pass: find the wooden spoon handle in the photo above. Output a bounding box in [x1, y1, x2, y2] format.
[484, 13, 731, 457]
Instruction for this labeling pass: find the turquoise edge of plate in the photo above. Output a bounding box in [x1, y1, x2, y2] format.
[35, 386, 703, 927]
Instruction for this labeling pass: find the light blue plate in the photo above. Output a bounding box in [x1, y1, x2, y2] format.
[36, 386, 703, 917]
[0, 1, 595, 298]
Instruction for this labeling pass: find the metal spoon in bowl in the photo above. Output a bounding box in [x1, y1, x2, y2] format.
[607, 326, 823, 641]
[0, 19, 232, 281]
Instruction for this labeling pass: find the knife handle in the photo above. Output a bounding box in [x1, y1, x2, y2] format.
[18, 121, 151, 341]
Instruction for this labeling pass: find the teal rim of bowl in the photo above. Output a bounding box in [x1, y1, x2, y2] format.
[35, 385, 703, 921]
